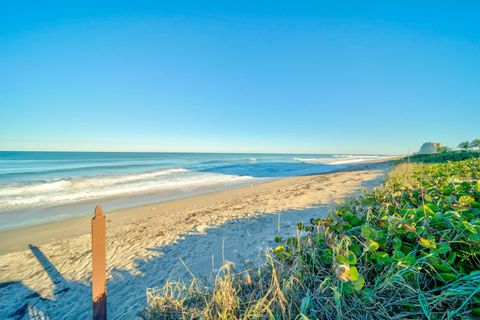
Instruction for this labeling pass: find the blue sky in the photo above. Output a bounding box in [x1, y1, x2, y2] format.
[1, 1, 479, 154]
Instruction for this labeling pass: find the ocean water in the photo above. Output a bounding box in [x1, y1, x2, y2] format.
[0, 151, 389, 231]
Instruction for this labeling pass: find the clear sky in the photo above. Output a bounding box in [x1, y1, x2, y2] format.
[0, 1, 479, 154]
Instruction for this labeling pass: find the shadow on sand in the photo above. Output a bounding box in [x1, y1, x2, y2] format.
[0, 205, 334, 319]
[0, 245, 89, 319]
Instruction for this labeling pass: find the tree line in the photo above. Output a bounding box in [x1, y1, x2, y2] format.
[436, 139, 480, 152]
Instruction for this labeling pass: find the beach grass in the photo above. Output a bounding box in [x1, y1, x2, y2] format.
[141, 156, 480, 319]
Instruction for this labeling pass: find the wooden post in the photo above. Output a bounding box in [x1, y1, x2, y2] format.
[92, 205, 107, 320]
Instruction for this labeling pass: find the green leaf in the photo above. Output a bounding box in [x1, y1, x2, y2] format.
[393, 250, 405, 259]
[370, 251, 391, 265]
[335, 252, 357, 265]
[374, 230, 386, 242]
[445, 252, 457, 265]
[366, 240, 380, 251]
[401, 255, 416, 267]
[342, 211, 354, 222]
[473, 295, 480, 304]
[341, 282, 354, 295]
[371, 251, 388, 260]
[418, 237, 437, 249]
[335, 254, 348, 264]
[274, 245, 285, 255]
[402, 208, 417, 218]
[393, 237, 403, 250]
[427, 254, 441, 265]
[462, 221, 478, 234]
[350, 243, 362, 256]
[353, 276, 365, 290]
[436, 242, 451, 254]
[446, 211, 461, 219]
[343, 223, 353, 230]
[417, 205, 435, 216]
[459, 195, 475, 205]
[361, 225, 374, 240]
[350, 215, 361, 226]
[346, 252, 357, 265]
[473, 307, 480, 317]
[360, 288, 374, 302]
[432, 213, 445, 224]
[349, 266, 359, 281]
[435, 273, 459, 283]
[441, 187, 455, 195]
[416, 226, 426, 235]
[320, 249, 333, 265]
[433, 263, 451, 272]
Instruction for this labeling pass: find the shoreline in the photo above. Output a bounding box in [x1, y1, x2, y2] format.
[0, 157, 399, 234]
[0, 160, 394, 254]
[1, 154, 399, 232]
[0, 160, 392, 319]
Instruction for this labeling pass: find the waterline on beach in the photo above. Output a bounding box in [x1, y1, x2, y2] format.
[0, 151, 392, 230]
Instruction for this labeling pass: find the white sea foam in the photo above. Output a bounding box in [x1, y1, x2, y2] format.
[0, 169, 257, 211]
[294, 155, 391, 165]
[0, 168, 189, 197]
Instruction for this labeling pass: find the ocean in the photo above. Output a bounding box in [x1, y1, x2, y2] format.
[0, 151, 389, 231]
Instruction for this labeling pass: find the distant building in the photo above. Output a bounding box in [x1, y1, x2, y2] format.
[417, 142, 440, 154]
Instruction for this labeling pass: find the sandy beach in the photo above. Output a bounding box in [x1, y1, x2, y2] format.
[0, 161, 391, 319]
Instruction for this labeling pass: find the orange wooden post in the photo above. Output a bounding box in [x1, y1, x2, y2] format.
[92, 205, 107, 320]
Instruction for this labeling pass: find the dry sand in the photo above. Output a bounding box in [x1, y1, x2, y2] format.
[0, 161, 391, 319]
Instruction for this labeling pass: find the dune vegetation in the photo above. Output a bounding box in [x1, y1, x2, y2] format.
[141, 155, 480, 320]
[403, 151, 479, 164]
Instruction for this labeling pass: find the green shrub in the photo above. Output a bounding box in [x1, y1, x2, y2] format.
[401, 151, 479, 164]
[141, 159, 480, 319]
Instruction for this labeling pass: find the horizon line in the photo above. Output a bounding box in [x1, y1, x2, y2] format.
[0, 150, 402, 156]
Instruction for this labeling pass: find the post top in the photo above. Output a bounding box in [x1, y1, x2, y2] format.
[94, 205, 104, 217]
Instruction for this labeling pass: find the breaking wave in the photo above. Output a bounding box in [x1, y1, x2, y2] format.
[0, 168, 256, 211]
